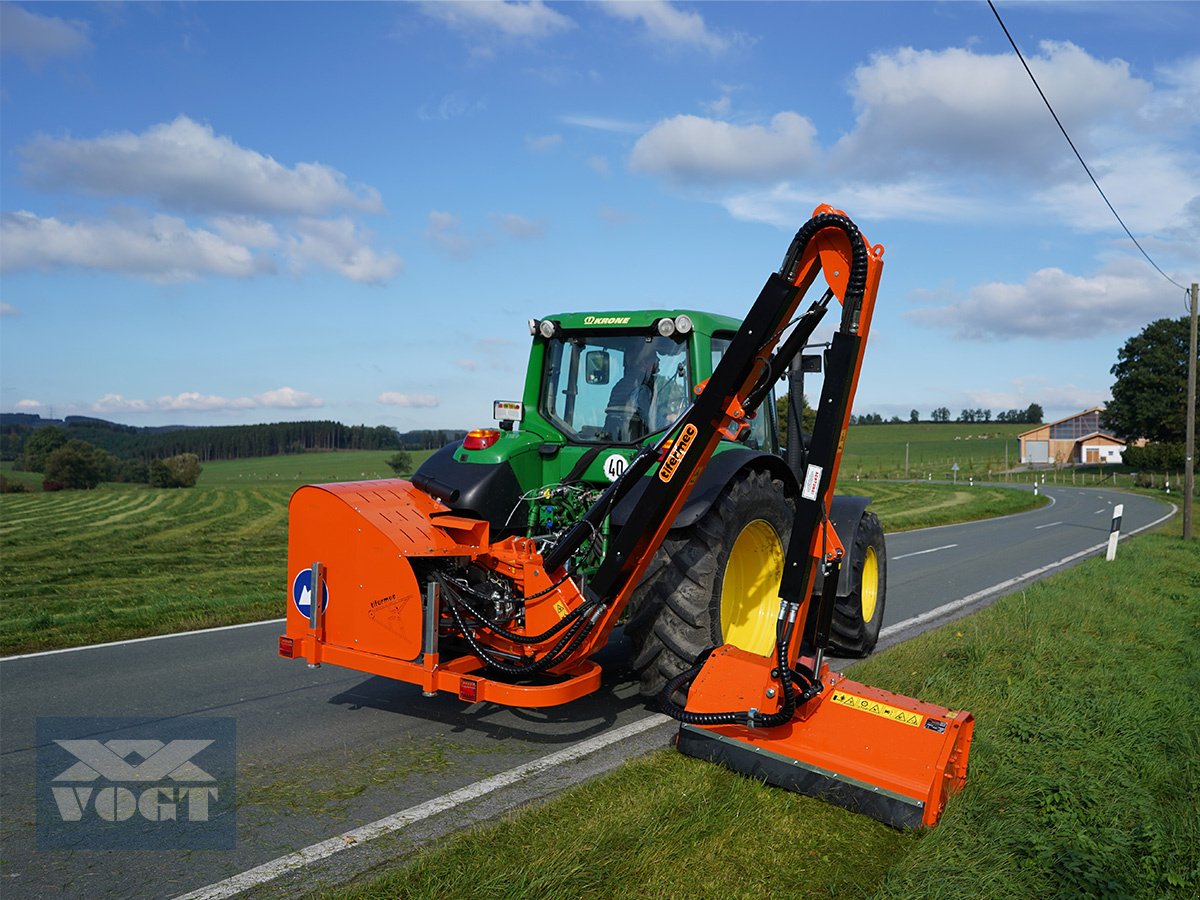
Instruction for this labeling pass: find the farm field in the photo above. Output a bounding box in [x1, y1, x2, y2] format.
[1, 449, 1040, 656]
[840, 421, 1027, 479]
[0, 451, 433, 656]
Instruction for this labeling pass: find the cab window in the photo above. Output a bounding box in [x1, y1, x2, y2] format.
[711, 333, 775, 451]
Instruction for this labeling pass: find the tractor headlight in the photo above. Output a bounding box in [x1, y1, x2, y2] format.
[674, 315, 693, 334]
[538, 319, 559, 339]
[656, 317, 676, 338]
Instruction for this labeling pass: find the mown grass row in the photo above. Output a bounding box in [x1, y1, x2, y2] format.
[337, 523, 1200, 900]
[0, 484, 293, 654]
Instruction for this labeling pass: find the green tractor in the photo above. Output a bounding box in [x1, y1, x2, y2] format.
[412, 309, 886, 696]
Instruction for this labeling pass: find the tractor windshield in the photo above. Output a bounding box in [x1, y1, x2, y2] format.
[542, 333, 690, 443]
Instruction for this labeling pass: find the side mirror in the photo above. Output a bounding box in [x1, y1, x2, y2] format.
[586, 350, 611, 385]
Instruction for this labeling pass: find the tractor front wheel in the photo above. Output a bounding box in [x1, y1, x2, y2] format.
[625, 469, 791, 698]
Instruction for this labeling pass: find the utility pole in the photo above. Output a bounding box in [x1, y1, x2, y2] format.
[1185, 282, 1197, 540]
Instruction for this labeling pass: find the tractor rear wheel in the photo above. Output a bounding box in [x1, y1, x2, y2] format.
[625, 469, 791, 698]
[826, 510, 886, 658]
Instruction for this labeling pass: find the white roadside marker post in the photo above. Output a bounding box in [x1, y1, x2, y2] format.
[1106, 504, 1123, 562]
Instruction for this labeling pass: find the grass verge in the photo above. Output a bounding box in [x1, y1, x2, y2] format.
[338, 524, 1199, 900]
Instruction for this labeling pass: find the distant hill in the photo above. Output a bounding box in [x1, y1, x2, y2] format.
[0, 414, 444, 462]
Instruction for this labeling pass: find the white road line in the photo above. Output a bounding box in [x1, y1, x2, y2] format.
[880, 502, 1177, 640]
[173, 713, 673, 900]
[0, 618, 286, 662]
[891, 544, 957, 560]
[1034, 521, 1063, 530]
[1094, 508, 1108, 515]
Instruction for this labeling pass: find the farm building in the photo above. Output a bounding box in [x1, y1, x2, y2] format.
[1018, 408, 1126, 465]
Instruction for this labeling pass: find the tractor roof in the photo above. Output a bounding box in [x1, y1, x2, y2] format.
[539, 309, 743, 334]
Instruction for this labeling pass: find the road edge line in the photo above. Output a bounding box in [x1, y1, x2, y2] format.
[173, 713, 673, 900]
[0, 618, 286, 663]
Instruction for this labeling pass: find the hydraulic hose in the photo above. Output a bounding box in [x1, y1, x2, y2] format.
[443, 578, 603, 677]
[778, 212, 870, 335]
[441, 575, 596, 645]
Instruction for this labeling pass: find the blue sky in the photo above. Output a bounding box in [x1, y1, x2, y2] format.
[1, 1, 1197, 430]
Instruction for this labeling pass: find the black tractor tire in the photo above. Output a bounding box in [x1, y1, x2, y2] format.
[624, 469, 792, 699]
[826, 510, 887, 658]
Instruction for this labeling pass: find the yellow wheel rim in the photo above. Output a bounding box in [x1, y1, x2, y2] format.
[861, 545, 879, 623]
[720, 519, 785, 655]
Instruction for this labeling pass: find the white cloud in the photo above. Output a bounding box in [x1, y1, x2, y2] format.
[426, 210, 481, 259]
[254, 387, 324, 408]
[904, 261, 1180, 341]
[835, 42, 1149, 180]
[0, 3, 91, 68]
[631, 112, 818, 183]
[525, 133, 562, 152]
[560, 114, 643, 134]
[92, 387, 324, 415]
[209, 216, 282, 249]
[21, 116, 383, 216]
[597, 0, 728, 53]
[1034, 147, 1199, 239]
[288, 217, 403, 284]
[378, 392, 440, 408]
[957, 380, 1109, 417]
[1, 209, 402, 285]
[0, 210, 271, 282]
[420, 1, 573, 40]
[721, 179, 988, 229]
[628, 42, 1198, 237]
[417, 92, 487, 122]
[16, 399, 40, 409]
[705, 95, 732, 116]
[1, 302, 18, 317]
[494, 213, 545, 239]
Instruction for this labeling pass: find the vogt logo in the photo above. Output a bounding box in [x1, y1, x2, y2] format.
[37, 717, 236, 850]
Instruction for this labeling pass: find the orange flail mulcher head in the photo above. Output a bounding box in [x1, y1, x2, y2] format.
[675, 645, 974, 828]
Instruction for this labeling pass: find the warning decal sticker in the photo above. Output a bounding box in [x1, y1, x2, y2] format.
[830, 690, 923, 728]
[553, 600, 570, 619]
[801, 464, 823, 501]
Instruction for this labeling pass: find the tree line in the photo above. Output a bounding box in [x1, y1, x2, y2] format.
[1, 418, 402, 464]
[0, 425, 203, 492]
[852, 404, 1044, 426]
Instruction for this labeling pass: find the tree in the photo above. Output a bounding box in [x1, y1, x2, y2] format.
[1024, 403, 1043, 424]
[1104, 317, 1196, 443]
[20, 426, 66, 472]
[43, 440, 112, 489]
[909, 409, 920, 423]
[774, 394, 815, 448]
[387, 451, 414, 476]
[931, 407, 951, 423]
[149, 453, 202, 488]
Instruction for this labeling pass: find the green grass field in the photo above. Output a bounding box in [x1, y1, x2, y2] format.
[0, 451, 431, 655]
[0, 450, 1041, 655]
[841, 421, 1029, 478]
[339, 522, 1200, 900]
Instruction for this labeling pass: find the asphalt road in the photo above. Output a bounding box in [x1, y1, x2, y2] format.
[0, 485, 1174, 899]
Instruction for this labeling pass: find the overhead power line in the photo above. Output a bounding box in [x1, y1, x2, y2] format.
[987, 0, 1188, 294]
